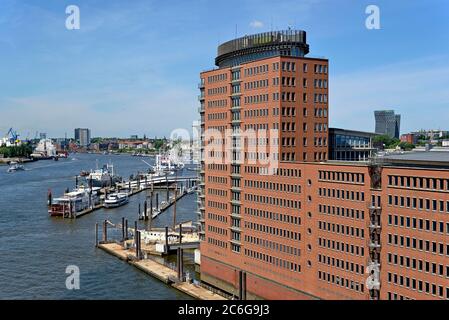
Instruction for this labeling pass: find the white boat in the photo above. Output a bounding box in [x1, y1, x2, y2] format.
[104, 192, 129, 208]
[49, 186, 100, 217]
[31, 139, 57, 158]
[7, 162, 25, 173]
[87, 163, 121, 187]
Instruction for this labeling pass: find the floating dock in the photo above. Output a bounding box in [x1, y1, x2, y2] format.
[49, 174, 198, 219]
[97, 242, 226, 300]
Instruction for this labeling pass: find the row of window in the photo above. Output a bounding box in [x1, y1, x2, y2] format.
[207, 236, 227, 248]
[318, 170, 365, 184]
[244, 248, 301, 273]
[244, 64, 269, 76]
[207, 225, 227, 236]
[207, 112, 227, 120]
[207, 200, 228, 210]
[244, 108, 269, 118]
[244, 79, 269, 90]
[314, 78, 328, 89]
[244, 207, 301, 225]
[206, 125, 226, 132]
[318, 237, 365, 257]
[244, 221, 301, 241]
[318, 204, 366, 221]
[207, 86, 227, 95]
[243, 166, 302, 178]
[388, 175, 449, 192]
[207, 176, 227, 184]
[244, 235, 301, 256]
[388, 194, 449, 214]
[318, 271, 365, 294]
[244, 94, 268, 104]
[314, 93, 328, 103]
[387, 272, 448, 299]
[318, 254, 365, 275]
[244, 179, 301, 194]
[207, 164, 228, 171]
[387, 252, 449, 278]
[207, 212, 227, 223]
[387, 233, 449, 256]
[318, 221, 365, 239]
[388, 214, 449, 235]
[207, 99, 227, 108]
[318, 187, 366, 202]
[243, 123, 269, 131]
[207, 73, 227, 83]
[207, 188, 227, 197]
[244, 193, 301, 209]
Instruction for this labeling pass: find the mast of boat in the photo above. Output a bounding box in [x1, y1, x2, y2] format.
[172, 170, 178, 231]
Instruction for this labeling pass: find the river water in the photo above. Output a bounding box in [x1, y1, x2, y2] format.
[0, 153, 197, 299]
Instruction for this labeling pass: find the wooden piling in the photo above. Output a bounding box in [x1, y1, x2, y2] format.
[149, 192, 153, 228]
[165, 226, 169, 254]
[121, 217, 125, 241]
[47, 189, 52, 206]
[238, 270, 243, 300]
[103, 220, 107, 242]
[136, 230, 140, 260]
[144, 200, 148, 221]
[138, 203, 141, 220]
[95, 223, 99, 247]
[124, 219, 128, 240]
[242, 272, 247, 300]
[177, 248, 181, 280]
[172, 185, 177, 230]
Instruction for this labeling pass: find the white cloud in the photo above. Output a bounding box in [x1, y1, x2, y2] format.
[249, 20, 264, 28]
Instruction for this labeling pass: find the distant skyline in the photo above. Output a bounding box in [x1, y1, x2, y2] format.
[1, 0, 448, 138]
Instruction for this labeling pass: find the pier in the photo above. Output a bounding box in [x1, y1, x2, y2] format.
[48, 173, 198, 219]
[96, 219, 227, 300]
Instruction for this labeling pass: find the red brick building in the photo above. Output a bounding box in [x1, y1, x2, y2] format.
[197, 30, 449, 300]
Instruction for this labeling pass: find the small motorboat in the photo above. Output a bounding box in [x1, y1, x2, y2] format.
[79, 170, 90, 177]
[7, 162, 25, 173]
[103, 193, 129, 208]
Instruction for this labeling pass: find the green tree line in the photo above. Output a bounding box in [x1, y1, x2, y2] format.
[0, 144, 33, 158]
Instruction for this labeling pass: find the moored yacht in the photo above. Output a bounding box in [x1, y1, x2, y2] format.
[103, 192, 129, 208]
[87, 163, 121, 187]
[48, 186, 101, 217]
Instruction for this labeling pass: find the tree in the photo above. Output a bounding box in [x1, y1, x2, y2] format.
[373, 134, 392, 146]
[398, 142, 415, 151]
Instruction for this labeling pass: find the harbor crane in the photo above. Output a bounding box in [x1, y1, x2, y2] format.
[5, 128, 20, 145]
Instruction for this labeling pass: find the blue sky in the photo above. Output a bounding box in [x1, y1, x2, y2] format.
[0, 0, 448, 138]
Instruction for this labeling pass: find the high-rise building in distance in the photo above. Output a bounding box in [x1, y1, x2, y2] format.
[74, 128, 91, 147]
[374, 110, 401, 139]
[198, 30, 449, 300]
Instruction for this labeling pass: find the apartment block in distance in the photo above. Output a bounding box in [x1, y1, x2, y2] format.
[197, 30, 449, 300]
[74, 128, 91, 147]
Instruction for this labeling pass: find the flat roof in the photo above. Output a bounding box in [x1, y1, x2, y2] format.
[378, 151, 449, 168]
[330, 127, 379, 137]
